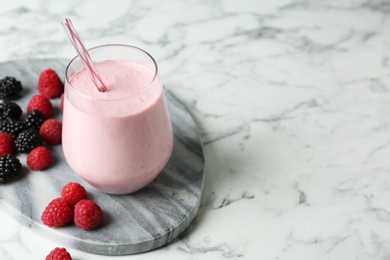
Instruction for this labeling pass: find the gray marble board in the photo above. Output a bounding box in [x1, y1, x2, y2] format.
[0, 59, 205, 255]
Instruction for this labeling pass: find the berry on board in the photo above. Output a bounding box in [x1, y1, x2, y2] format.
[27, 146, 52, 171]
[41, 198, 73, 227]
[40, 119, 62, 145]
[74, 199, 103, 230]
[23, 109, 46, 130]
[27, 94, 53, 119]
[0, 117, 24, 138]
[15, 128, 44, 153]
[46, 247, 72, 260]
[0, 102, 22, 120]
[0, 154, 21, 183]
[0, 76, 23, 100]
[38, 69, 64, 99]
[61, 182, 87, 208]
[0, 132, 15, 156]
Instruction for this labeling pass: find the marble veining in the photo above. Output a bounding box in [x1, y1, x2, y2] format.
[1, 0, 390, 259]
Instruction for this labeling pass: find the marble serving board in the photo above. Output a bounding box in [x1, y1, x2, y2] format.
[0, 59, 205, 255]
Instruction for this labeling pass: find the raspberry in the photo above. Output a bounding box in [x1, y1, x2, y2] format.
[0, 154, 21, 183]
[46, 247, 72, 260]
[0, 76, 23, 100]
[15, 128, 43, 153]
[41, 198, 73, 227]
[0, 102, 22, 120]
[0, 132, 15, 156]
[27, 146, 52, 171]
[0, 118, 24, 137]
[61, 182, 87, 208]
[27, 94, 52, 119]
[39, 119, 62, 145]
[38, 69, 64, 99]
[23, 109, 46, 130]
[74, 200, 103, 230]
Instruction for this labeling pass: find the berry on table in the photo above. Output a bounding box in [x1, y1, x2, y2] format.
[45, 247, 72, 260]
[0, 132, 15, 156]
[0, 102, 22, 120]
[0, 154, 21, 183]
[0, 118, 25, 137]
[23, 109, 46, 130]
[41, 198, 73, 227]
[74, 199, 103, 230]
[39, 119, 62, 145]
[27, 146, 52, 171]
[27, 94, 53, 119]
[61, 182, 87, 208]
[15, 128, 43, 153]
[0, 76, 23, 100]
[38, 69, 64, 99]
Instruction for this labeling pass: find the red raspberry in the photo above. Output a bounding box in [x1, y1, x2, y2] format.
[0, 132, 15, 156]
[46, 247, 72, 260]
[38, 69, 64, 99]
[27, 94, 53, 118]
[40, 119, 62, 145]
[41, 198, 73, 227]
[27, 146, 52, 171]
[61, 182, 87, 208]
[74, 200, 103, 230]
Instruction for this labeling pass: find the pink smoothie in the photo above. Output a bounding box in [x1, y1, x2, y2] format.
[62, 60, 173, 194]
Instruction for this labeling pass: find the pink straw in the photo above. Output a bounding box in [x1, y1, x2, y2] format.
[61, 18, 107, 92]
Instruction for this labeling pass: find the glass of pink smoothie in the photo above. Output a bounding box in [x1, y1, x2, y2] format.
[62, 44, 173, 195]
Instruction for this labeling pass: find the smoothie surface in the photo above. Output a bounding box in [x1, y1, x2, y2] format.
[69, 60, 156, 99]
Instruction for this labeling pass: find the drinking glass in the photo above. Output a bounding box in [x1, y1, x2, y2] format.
[62, 44, 173, 195]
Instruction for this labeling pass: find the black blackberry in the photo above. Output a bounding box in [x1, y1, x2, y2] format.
[0, 118, 25, 137]
[23, 109, 46, 130]
[0, 102, 22, 120]
[0, 76, 23, 100]
[0, 154, 22, 183]
[15, 128, 43, 153]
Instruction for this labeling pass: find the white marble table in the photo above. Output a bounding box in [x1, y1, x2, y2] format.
[1, 0, 390, 259]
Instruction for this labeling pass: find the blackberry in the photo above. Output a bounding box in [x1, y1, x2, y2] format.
[0, 102, 22, 120]
[15, 128, 43, 153]
[23, 109, 46, 130]
[0, 118, 25, 137]
[0, 76, 23, 100]
[0, 154, 21, 183]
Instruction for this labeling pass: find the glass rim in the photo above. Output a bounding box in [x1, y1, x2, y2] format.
[64, 43, 159, 102]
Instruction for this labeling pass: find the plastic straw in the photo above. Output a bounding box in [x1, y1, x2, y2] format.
[61, 18, 107, 92]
